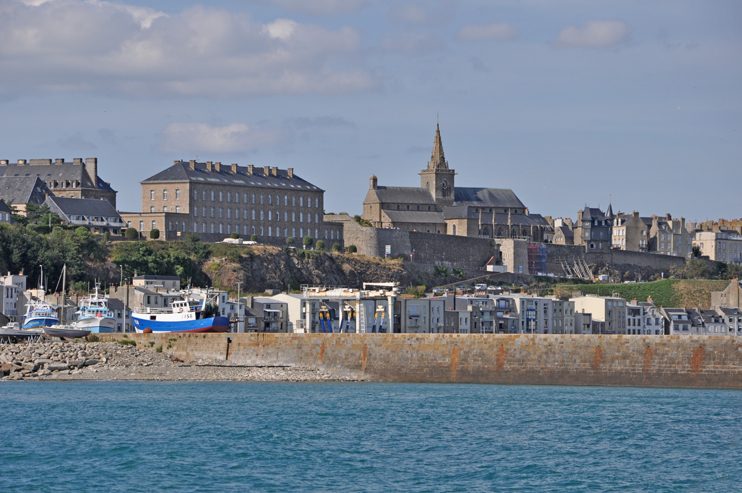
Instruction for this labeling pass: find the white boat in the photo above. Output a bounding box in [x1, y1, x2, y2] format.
[75, 284, 116, 333]
[0, 322, 44, 342]
[43, 325, 91, 339]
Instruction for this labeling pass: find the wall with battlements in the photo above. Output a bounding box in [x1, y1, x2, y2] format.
[102, 333, 742, 389]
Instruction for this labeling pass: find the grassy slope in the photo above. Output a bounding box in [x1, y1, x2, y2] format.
[554, 279, 729, 308]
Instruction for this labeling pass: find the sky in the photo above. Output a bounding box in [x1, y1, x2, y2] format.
[1, 0, 740, 223]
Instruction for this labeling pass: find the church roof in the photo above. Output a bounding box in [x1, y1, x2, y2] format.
[142, 161, 322, 191]
[453, 187, 526, 209]
[426, 124, 448, 170]
[370, 186, 436, 205]
[382, 210, 445, 224]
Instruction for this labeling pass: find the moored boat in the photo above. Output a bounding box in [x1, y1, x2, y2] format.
[43, 325, 91, 339]
[131, 293, 229, 333]
[22, 300, 60, 329]
[75, 284, 116, 333]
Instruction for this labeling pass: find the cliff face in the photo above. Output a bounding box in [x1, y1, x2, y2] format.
[202, 247, 476, 293]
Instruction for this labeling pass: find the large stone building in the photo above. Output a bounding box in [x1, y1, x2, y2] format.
[693, 230, 742, 264]
[0, 158, 116, 207]
[361, 125, 550, 242]
[125, 160, 342, 245]
[612, 211, 650, 252]
[574, 205, 614, 251]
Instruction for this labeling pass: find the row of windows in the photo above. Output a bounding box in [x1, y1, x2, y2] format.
[149, 188, 322, 209]
[192, 208, 320, 223]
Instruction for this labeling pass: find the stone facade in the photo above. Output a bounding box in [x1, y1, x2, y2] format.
[710, 279, 742, 309]
[612, 211, 650, 252]
[132, 160, 339, 245]
[0, 157, 116, 207]
[650, 214, 692, 257]
[574, 205, 613, 251]
[693, 230, 742, 264]
[361, 125, 549, 242]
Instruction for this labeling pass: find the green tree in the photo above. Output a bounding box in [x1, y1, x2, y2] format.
[684, 259, 712, 279]
[302, 236, 313, 248]
[348, 245, 357, 253]
[434, 266, 449, 278]
[453, 268, 464, 278]
[230, 231, 240, 239]
[286, 237, 296, 246]
[250, 234, 258, 242]
[691, 245, 702, 258]
[332, 243, 341, 252]
[125, 228, 138, 240]
[316, 240, 325, 250]
[150, 228, 160, 240]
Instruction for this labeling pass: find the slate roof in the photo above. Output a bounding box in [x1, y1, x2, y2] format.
[582, 207, 606, 221]
[556, 225, 574, 239]
[371, 186, 436, 205]
[0, 176, 51, 205]
[142, 161, 323, 191]
[717, 306, 741, 316]
[44, 196, 121, 220]
[382, 210, 445, 224]
[700, 309, 724, 324]
[107, 298, 125, 312]
[0, 198, 12, 214]
[441, 207, 550, 228]
[453, 187, 525, 209]
[0, 162, 114, 192]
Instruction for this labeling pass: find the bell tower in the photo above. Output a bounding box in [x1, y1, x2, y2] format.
[420, 124, 456, 208]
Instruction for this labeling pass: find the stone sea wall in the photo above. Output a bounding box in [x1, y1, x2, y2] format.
[100, 333, 742, 389]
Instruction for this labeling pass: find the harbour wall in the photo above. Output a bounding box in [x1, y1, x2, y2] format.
[100, 333, 742, 389]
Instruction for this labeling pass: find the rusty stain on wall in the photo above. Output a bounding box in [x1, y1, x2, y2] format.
[691, 347, 704, 374]
[362, 344, 368, 374]
[643, 346, 653, 372]
[450, 345, 459, 381]
[593, 346, 601, 370]
[497, 346, 505, 371]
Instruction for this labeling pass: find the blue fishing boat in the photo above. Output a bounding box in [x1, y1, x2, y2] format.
[22, 299, 60, 329]
[75, 283, 116, 333]
[131, 294, 229, 333]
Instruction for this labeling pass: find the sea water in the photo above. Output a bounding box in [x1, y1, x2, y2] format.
[1, 382, 740, 492]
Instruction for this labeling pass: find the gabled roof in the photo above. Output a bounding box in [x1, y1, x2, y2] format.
[0, 176, 51, 205]
[453, 187, 525, 209]
[582, 207, 606, 221]
[370, 186, 436, 205]
[0, 198, 12, 214]
[142, 161, 322, 191]
[382, 209, 445, 224]
[0, 161, 114, 192]
[556, 225, 574, 238]
[44, 196, 121, 219]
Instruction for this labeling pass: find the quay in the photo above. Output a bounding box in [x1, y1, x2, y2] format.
[98, 333, 742, 389]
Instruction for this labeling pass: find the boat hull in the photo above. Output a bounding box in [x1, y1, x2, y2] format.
[75, 316, 117, 333]
[131, 315, 230, 333]
[22, 317, 60, 329]
[44, 326, 92, 339]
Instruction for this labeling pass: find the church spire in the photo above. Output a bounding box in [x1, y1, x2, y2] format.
[428, 124, 448, 170]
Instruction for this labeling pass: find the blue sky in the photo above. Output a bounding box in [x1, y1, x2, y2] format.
[1, 0, 740, 222]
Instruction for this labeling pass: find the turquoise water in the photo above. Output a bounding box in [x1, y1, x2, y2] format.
[1, 383, 740, 492]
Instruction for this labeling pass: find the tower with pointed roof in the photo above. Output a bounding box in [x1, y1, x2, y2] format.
[420, 124, 456, 209]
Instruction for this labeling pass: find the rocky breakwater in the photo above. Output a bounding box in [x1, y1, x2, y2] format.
[0, 340, 364, 382]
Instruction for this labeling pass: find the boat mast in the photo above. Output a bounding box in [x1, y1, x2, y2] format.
[61, 264, 66, 324]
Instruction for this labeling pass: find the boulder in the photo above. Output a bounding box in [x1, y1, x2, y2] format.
[22, 362, 40, 372]
[0, 363, 13, 376]
[47, 363, 70, 372]
[83, 359, 99, 367]
[69, 359, 86, 369]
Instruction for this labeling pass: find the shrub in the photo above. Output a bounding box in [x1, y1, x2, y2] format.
[316, 240, 325, 250]
[155, 345, 163, 353]
[453, 268, 464, 278]
[118, 339, 136, 346]
[125, 228, 138, 240]
[286, 237, 296, 245]
[230, 231, 240, 239]
[103, 231, 110, 242]
[303, 236, 313, 248]
[348, 245, 357, 253]
[434, 266, 449, 278]
[150, 228, 160, 240]
[332, 243, 341, 252]
[250, 234, 258, 242]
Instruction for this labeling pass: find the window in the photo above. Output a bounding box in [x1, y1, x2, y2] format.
[219, 223, 223, 234]
[151, 220, 157, 230]
[292, 212, 296, 222]
[194, 208, 198, 217]
[194, 190, 198, 200]
[300, 196, 304, 207]
[244, 209, 248, 220]
[227, 224, 231, 234]
[219, 208, 223, 218]
[268, 210, 272, 221]
[284, 195, 288, 206]
[268, 195, 272, 205]
[235, 208, 239, 220]
[175, 189, 180, 200]
[252, 193, 256, 204]
[202, 207, 206, 217]
[307, 213, 311, 223]
[175, 206, 180, 213]
[227, 209, 231, 219]
[315, 213, 319, 223]
[261, 194, 264, 205]
[292, 228, 296, 237]
[163, 189, 168, 200]
[268, 226, 272, 237]
[252, 210, 255, 220]
[150, 189, 155, 200]
[300, 212, 303, 223]
[139, 220, 144, 232]
[210, 207, 215, 218]
[260, 210, 264, 220]
[168, 220, 172, 231]
[243, 225, 248, 235]
[315, 197, 319, 208]
[203, 190, 207, 201]
[219, 191, 223, 202]
[150, 206, 155, 213]
[162, 206, 167, 212]
[211, 190, 215, 201]
[292, 196, 296, 207]
[194, 222, 198, 231]
[210, 223, 215, 233]
[300, 228, 304, 238]
[202, 223, 206, 233]
[284, 211, 288, 221]
[243, 193, 248, 203]
[227, 192, 231, 203]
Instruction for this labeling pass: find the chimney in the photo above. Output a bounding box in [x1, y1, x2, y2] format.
[263, 166, 270, 176]
[271, 166, 278, 176]
[287, 167, 293, 178]
[85, 157, 98, 186]
[54, 158, 64, 164]
[231, 163, 238, 174]
[73, 158, 82, 165]
[247, 165, 254, 175]
[189, 160, 196, 170]
[206, 161, 213, 172]
[17, 159, 26, 165]
[0, 160, 7, 166]
[215, 162, 221, 172]
[665, 213, 672, 220]
[633, 211, 639, 218]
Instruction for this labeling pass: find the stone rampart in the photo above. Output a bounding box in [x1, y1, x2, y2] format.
[100, 333, 742, 389]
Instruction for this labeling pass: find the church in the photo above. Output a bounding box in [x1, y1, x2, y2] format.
[362, 125, 550, 241]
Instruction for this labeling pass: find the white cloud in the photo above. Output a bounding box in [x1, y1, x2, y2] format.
[457, 23, 518, 41]
[0, 0, 376, 98]
[161, 123, 284, 153]
[554, 20, 630, 48]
